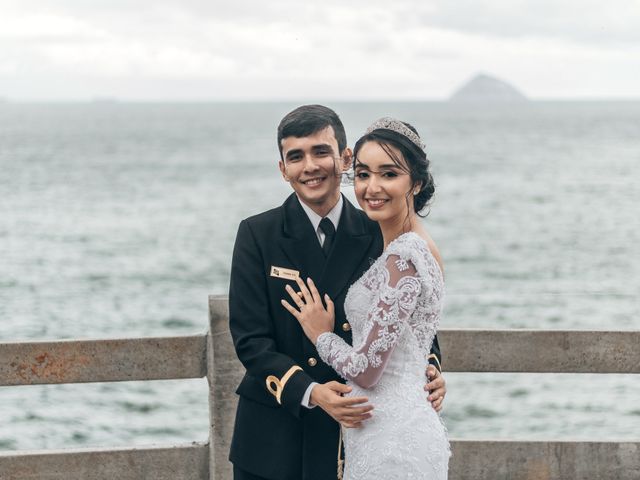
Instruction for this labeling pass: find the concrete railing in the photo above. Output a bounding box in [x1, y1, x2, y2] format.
[1, 295, 638, 479]
[0, 335, 210, 480]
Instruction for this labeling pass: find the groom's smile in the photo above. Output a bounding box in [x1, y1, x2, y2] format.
[301, 176, 326, 187]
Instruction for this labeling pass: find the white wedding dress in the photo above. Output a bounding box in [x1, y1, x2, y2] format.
[316, 232, 450, 480]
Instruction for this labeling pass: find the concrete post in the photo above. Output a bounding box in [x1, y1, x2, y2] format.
[208, 295, 243, 480]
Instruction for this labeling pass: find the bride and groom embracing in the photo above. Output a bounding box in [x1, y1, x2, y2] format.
[228, 104, 450, 480]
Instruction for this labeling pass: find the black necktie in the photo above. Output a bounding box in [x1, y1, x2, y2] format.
[319, 217, 336, 257]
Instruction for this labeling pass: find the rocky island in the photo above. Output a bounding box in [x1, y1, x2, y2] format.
[449, 73, 528, 103]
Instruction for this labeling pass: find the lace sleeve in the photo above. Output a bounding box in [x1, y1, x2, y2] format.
[316, 254, 421, 389]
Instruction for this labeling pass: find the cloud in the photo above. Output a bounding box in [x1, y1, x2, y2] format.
[0, 12, 108, 41]
[0, 0, 638, 99]
[417, 0, 640, 46]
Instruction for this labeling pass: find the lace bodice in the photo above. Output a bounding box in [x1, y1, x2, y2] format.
[316, 232, 449, 480]
[316, 232, 444, 389]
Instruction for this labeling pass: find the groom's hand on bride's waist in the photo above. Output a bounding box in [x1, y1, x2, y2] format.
[425, 365, 446, 412]
[310, 381, 373, 429]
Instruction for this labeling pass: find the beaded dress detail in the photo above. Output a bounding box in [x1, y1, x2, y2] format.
[316, 232, 450, 479]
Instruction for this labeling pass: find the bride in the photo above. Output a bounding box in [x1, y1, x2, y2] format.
[282, 117, 450, 479]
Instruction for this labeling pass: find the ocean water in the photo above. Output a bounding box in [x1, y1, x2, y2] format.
[1, 101, 639, 451]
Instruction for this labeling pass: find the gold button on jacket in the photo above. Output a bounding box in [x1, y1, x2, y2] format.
[307, 357, 317, 367]
[342, 322, 351, 332]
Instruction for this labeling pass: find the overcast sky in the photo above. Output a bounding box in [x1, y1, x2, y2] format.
[1, 0, 638, 101]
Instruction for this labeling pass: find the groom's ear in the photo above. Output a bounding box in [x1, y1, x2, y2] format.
[279, 160, 290, 182]
[340, 148, 353, 171]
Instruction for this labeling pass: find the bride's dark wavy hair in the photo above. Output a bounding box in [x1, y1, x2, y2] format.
[353, 122, 435, 218]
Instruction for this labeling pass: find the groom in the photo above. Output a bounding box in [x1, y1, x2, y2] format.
[228, 105, 446, 480]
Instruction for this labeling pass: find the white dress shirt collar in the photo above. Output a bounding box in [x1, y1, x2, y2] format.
[296, 195, 343, 244]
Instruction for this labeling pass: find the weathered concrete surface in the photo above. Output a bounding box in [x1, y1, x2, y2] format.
[449, 440, 640, 480]
[439, 329, 640, 373]
[208, 295, 239, 480]
[0, 335, 207, 386]
[0, 443, 209, 480]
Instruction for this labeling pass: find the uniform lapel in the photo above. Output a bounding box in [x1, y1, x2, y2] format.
[319, 196, 374, 300]
[279, 194, 325, 281]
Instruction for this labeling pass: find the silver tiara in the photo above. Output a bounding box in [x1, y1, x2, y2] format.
[365, 117, 426, 150]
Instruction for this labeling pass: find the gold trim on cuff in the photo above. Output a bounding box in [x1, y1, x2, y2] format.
[266, 365, 303, 405]
[428, 353, 442, 373]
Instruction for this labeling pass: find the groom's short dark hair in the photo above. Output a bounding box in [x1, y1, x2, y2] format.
[277, 104, 347, 159]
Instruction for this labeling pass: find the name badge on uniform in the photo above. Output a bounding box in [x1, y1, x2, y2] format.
[270, 265, 299, 280]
